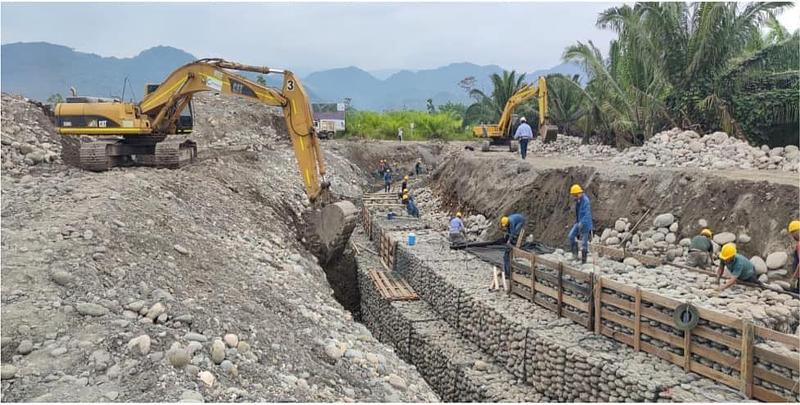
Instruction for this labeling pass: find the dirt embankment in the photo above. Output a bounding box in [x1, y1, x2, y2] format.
[430, 150, 800, 258]
[0, 95, 437, 402]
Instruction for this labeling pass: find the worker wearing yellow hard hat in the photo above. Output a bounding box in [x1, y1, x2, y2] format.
[400, 176, 409, 197]
[404, 193, 419, 218]
[568, 183, 593, 264]
[716, 243, 757, 291]
[687, 228, 714, 270]
[789, 220, 800, 293]
[499, 213, 526, 285]
[415, 159, 423, 175]
[448, 211, 467, 246]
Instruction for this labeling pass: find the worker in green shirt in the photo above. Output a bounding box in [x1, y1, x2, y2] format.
[687, 228, 714, 270]
[716, 243, 757, 291]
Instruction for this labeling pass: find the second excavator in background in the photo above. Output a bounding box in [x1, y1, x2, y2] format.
[472, 76, 559, 152]
[53, 58, 356, 263]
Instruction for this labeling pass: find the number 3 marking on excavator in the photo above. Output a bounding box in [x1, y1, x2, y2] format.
[287, 80, 295, 91]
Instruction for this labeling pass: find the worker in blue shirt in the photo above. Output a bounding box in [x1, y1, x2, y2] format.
[383, 169, 392, 193]
[449, 212, 467, 245]
[568, 184, 593, 264]
[500, 213, 526, 282]
[403, 193, 419, 218]
[513, 117, 533, 160]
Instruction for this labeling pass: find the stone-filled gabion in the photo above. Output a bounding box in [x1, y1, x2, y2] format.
[356, 216, 754, 402]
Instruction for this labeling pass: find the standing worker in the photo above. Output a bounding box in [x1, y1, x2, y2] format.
[687, 228, 715, 270]
[568, 184, 593, 264]
[788, 220, 800, 293]
[500, 213, 526, 284]
[401, 176, 409, 195]
[449, 212, 468, 245]
[716, 243, 757, 291]
[397, 127, 404, 142]
[513, 117, 533, 160]
[383, 169, 392, 193]
[415, 159, 423, 175]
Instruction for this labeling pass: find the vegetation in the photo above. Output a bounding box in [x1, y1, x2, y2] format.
[344, 110, 471, 140]
[46, 93, 64, 105]
[464, 71, 536, 126]
[560, 2, 798, 147]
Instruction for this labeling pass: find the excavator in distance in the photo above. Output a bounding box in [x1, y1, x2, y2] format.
[472, 76, 558, 152]
[54, 58, 357, 263]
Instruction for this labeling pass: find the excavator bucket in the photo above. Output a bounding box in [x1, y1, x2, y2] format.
[540, 125, 559, 143]
[303, 200, 359, 265]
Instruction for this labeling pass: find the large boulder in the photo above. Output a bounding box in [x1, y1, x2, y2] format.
[750, 256, 767, 275]
[653, 213, 675, 228]
[765, 252, 788, 270]
[712, 232, 736, 245]
[614, 220, 627, 232]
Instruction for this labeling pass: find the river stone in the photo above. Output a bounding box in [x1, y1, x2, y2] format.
[605, 237, 620, 245]
[623, 257, 642, 267]
[665, 233, 677, 244]
[76, 302, 108, 317]
[127, 335, 151, 355]
[698, 218, 708, 227]
[210, 340, 225, 364]
[198, 371, 215, 387]
[750, 256, 767, 275]
[712, 232, 736, 245]
[758, 274, 769, 283]
[652, 232, 665, 242]
[766, 252, 788, 269]
[669, 222, 678, 233]
[737, 233, 751, 243]
[653, 213, 674, 227]
[223, 334, 238, 348]
[1, 364, 17, 380]
[679, 238, 691, 247]
[614, 220, 626, 232]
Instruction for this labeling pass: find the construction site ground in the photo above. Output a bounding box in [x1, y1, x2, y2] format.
[2, 93, 798, 402]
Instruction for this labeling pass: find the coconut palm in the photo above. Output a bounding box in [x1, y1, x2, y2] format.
[463, 70, 531, 126]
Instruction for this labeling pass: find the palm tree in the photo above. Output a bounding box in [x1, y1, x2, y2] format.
[464, 71, 529, 126]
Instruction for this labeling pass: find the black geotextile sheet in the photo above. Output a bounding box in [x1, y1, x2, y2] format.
[454, 238, 555, 267]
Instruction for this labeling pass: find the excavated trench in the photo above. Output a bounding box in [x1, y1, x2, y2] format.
[320, 148, 800, 402]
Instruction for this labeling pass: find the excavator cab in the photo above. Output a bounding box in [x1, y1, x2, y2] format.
[146, 84, 193, 134]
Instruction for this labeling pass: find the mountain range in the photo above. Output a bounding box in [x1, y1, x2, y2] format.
[1, 42, 583, 111]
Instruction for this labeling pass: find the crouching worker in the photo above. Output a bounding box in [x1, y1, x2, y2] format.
[500, 213, 526, 282]
[687, 228, 714, 270]
[449, 212, 468, 245]
[789, 220, 800, 293]
[402, 194, 419, 218]
[568, 184, 593, 264]
[717, 243, 757, 291]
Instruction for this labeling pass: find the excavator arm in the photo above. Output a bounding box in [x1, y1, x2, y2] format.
[497, 76, 549, 135]
[139, 58, 329, 202]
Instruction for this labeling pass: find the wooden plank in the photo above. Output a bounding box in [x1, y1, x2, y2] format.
[533, 295, 559, 313]
[594, 275, 602, 334]
[684, 330, 692, 371]
[530, 266, 589, 295]
[695, 306, 743, 331]
[755, 325, 800, 350]
[557, 263, 564, 318]
[634, 288, 642, 352]
[639, 289, 680, 310]
[741, 321, 754, 397]
[530, 254, 537, 303]
[640, 324, 683, 348]
[689, 360, 742, 390]
[563, 307, 590, 328]
[754, 347, 800, 372]
[600, 325, 634, 346]
[640, 306, 674, 327]
[639, 340, 683, 365]
[691, 341, 741, 371]
[753, 366, 800, 394]
[534, 282, 559, 300]
[599, 277, 637, 296]
[752, 385, 792, 403]
[693, 324, 741, 349]
[561, 263, 591, 281]
[601, 308, 634, 329]
[601, 292, 635, 312]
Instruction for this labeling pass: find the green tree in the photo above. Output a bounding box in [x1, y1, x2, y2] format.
[438, 102, 467, 121]
[46, 93, 64, 105]
[426, 98, 436, 114]
[464, 70, 530, 126]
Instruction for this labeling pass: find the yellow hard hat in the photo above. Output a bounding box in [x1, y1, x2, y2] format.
[403, 188, 408, 194]
[788, 220, 800, 234]
[570, 184, 583, 195]
[719, 243, 736, 261]
[402, 194, 409, 200]
[701, 228, 712, 237]
[500, 216, 509, 227]
[404, 175, 409, 181]
[456, 212, 462, 218]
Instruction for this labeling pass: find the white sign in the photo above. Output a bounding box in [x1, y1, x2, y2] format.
[206, 76, 223, 92]
[336, 103, 345, 111]
[410, 122, 415, 129]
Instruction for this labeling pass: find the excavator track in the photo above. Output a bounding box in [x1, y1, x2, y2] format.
[60, 135, 197, 171]
[60, 136, 124, 171]
[140, 138, 197, 169]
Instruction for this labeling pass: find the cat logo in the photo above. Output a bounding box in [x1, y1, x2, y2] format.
[99, 120, 108, 128]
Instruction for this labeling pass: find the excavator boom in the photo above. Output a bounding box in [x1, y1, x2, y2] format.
[54, 58, 357, 263]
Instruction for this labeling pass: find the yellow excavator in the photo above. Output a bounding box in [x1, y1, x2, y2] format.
[54, 58, 357, 263]
[472, 76, 558, 152]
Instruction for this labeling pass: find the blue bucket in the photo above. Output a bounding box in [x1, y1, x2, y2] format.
[407, 232, 416, 246]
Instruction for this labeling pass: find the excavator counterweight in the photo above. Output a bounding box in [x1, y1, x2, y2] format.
[54, 58, 356, 262]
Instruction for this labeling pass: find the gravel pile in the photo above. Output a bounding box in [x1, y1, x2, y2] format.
[527, 134, 618, 160]
[610, 128, 800, 172]
[1, 93, 61, 174]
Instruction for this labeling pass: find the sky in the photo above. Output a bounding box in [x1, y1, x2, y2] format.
[2, 2, 799, 76]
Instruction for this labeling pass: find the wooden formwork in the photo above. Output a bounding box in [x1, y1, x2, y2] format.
[591, 243, 663, 267]
[379, 229, 398, 271]
[510, 247, 800, 402]
[368, 269, 418, 301]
